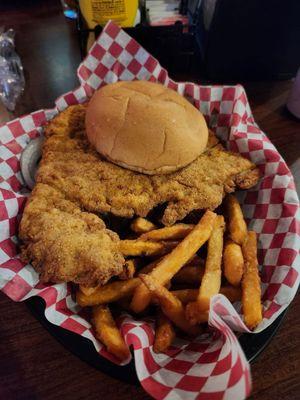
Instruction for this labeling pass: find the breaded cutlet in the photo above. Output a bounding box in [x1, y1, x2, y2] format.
[37, 104, 259, 226]
[19, 183, 124, 286]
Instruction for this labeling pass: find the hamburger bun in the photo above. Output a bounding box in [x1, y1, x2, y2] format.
[85, 81, 208, 174]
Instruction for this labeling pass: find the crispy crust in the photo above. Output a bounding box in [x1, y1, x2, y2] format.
[19, 183, 124, 286]
[19, 104, 260, 285]
[37, 105, 259, 226]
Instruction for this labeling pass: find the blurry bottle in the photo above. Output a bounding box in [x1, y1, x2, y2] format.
[80, 0, 140, 28]
[79, 0, 140, 51]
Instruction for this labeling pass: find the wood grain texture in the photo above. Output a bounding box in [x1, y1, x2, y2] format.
[0, 1, 299, 399]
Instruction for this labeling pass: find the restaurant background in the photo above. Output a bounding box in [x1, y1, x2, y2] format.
[0, 1, 299, 400]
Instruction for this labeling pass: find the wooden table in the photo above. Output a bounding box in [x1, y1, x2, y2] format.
[0, 1, 299, 399]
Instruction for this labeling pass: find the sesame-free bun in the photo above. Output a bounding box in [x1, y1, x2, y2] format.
[85, 81, 208, 174]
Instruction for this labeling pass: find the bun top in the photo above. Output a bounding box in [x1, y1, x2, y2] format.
[85, 81, 208, 174]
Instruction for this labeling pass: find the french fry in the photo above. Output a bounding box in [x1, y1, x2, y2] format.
[223, 239, 244, 286]
[226, 194, 247, 245]
[77, 278, 141, 306]
[120, 240, 178, 257]
[242, 231, 262, 329]
[140, 274, 200, 336]
[186, 216, 225, 325]
[92, 305, 130, 361]
[76, 259, 159, 306]
[79, 285, 98, 296]
[130, 217, 156, 234]
[119, 259, 138, 280]
[153, 311, 176, 353]
[140, 224, 194, 241]
[129, 258, 166, 311]
[130, 285, 152, 313]
[172, 264, 205, 285]
[130, 210, 217, 313]
[172, 286, 242, 305]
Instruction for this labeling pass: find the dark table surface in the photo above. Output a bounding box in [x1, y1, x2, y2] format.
[0, 1, 300, 400]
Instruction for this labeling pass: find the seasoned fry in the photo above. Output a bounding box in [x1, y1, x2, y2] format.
[130, 217, 156, 234]
[153, 311, 176, 353]
[120, 240, 178, 257]
[186, 216, 225, 325]
[77, 259, 159, 306]
[119, 259, 138, 280]
[172, 286, 242, 304]
[242, 231, 262, 329]
[223, 239, 244, 286]
[140, 224, 194, 241]
[130, 210, 217, 313]
[172, 264, 205, 285]
[140, 274, 200, 335]
[130, 284, 152, 313]
[226, 194, 247, 245]
[77, 278, 140, 306]
[92, 305, 130, 361]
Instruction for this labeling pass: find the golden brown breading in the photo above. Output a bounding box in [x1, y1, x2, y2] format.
[36, 105, 260, 226]
[19, 183, 124, 286]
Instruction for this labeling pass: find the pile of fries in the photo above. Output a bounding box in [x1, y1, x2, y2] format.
[77, 194, 262, 360]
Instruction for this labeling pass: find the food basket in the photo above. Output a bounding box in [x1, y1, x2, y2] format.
[0, 21, 299, 400]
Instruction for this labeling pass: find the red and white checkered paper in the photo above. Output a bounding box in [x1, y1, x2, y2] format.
[1, 21, 299, 400]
